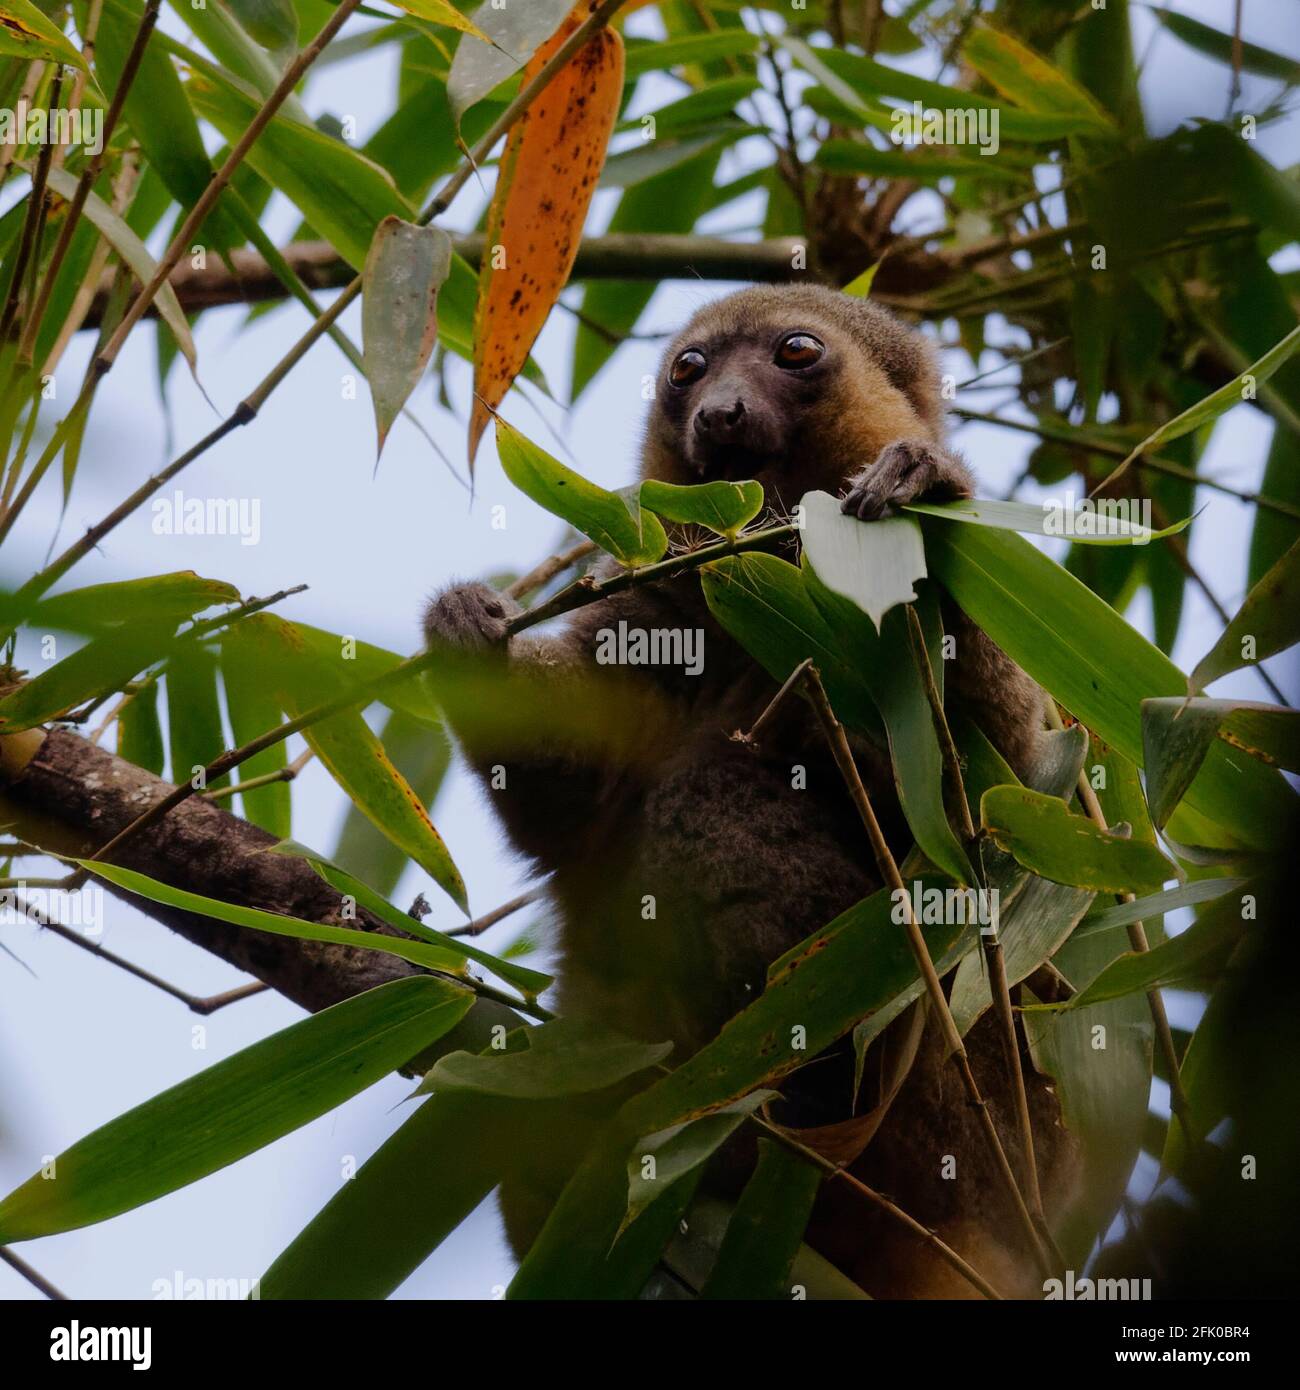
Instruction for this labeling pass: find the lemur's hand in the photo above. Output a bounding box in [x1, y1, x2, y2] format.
[423, 582, 521, 650]
[841, 440, 974, 522]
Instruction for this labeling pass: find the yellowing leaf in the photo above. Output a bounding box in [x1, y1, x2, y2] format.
[469, 7, 624, 463]
[394, 0, 491, 44]
[0, 0, 87, 69]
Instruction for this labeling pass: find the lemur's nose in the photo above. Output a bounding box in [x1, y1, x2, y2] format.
[694, 397, 746, 441]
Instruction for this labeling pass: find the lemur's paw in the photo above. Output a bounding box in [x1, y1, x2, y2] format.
[840, 440, 972, 522]
[424, 582, 520, 650]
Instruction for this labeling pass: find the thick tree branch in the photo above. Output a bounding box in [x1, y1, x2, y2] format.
[0, 726, 419, 1013]
[77, 235, 815, 329]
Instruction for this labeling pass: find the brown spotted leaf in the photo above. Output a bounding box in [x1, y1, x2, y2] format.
[362, 217, 453, 459]
[469, 5, 624, 465]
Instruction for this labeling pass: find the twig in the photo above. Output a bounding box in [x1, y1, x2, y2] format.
[0, 68, 63, 347]
[10, 893, 269, 1014]
[506, 540, 597, 602]
[202, 748, 314, 804]
[0, 1245, 67, 1300]
[904, 606, 1048, 1229]
[799, 661, 1055, 1279]
[443, 887, 543, 939]
[750, 1114, 1003, 1299]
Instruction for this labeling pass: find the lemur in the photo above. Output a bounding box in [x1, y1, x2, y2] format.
[425, 285, 1075, 1298]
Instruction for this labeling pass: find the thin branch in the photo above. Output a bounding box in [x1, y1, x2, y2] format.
[443, 887, 543, 939]
[799, 661, 1055, 1280]
[11, 893, 269, 1015]
[750, 1114, 1004, 1300]
[0, 1245, 67, 1300]
[506, 540, 597, 602]
[904, 605, 1048, 1230]
[0, 67, 63, 347]
[201, 748, 313, 804]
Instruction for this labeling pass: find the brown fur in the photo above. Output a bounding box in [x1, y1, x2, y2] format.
[425, 286, 1070, 1298]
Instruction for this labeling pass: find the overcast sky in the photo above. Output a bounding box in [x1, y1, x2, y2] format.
[2, 0, 1297, 1299]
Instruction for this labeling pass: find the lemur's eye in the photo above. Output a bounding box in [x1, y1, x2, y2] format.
[775, 333, 824, 370]
[669, 348, 708, 388]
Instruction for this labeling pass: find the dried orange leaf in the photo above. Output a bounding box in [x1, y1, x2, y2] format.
[469, 6, 624, 464]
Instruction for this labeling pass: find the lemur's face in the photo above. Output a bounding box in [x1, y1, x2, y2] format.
[657, 320, 835, 480]
[641, 287, 935, 499]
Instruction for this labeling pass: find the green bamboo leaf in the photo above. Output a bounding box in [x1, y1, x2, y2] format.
[362, 217, 453, 458]
[509, 1122, 702, 1300]
[1142, 696, 1300, 832]
[164, 644, 229, 790]
[625, 1092, 777, 1232]
[981, 785, 1175, 896]
[618, 885, 964, 1142]
[948, 874, 1094, 1037]
[41, 165, 197, 373]
[624, 29, 760, 77]
[291, 623, 442, 727]
[963, 20, 1114, 127]
[26, 572, 239, 633]
[1188, 539, 1300, 692]
[700, 1139, 822, 1300]
[276, 843, 551, 1001]
[1023, 928, 1152, 1264]
[921, 520, 1295, 850]
[186, 74, 411, 269]
[0, 621, 178, 732]
[1113, 325, 1300, 481]
[1071, 877, 1245, 945]
[117, 681, 164, 775]
[332, 708, 451, 897]
[815, 140, 1024, 183]
[422, 1019, 670, 1100]
[95, 0, 243, 256]
[1152, 8, 1300, 84]
[700, 551, 883, 740]
[0, 976, 473, 1241]
[495, 418, 668, 566]
[801, 489, 926, 631]
[82, 859, 472, 977]
[639, 478, 763, 538]
[220, 634, 291, 837]
[903, 496, 1191, 545]
[0, 0, 87, 68]
[1059, 883, 1253, 1010]
[225, 0, 298, 53]
[259, 1090, 521, 1299]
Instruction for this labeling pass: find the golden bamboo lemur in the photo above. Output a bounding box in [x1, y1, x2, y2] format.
[425, 285, 1074, 1299]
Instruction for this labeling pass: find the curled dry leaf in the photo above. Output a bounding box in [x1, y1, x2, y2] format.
[362, 217, 453, 458]
[469, 4, 625, 465]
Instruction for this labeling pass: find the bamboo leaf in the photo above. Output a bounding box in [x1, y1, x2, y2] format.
[963, 20, 1114, 128]
[903, 496, 1191, 545]
[0, 0, 87, 69]
[981, 785, 1175, 896]
[1188, 539, 1300, 692]
[422, 1019, 670, 1100]
[41, 165, 197, 373]
[362, 217, 453, 458]
[639, 478, 763, 538]
[801, 489, 926, 631]
[0, 976, 473, 1241]
[700, 1139, 822, 1300]
[495, 417, 668, 565]
[447, 0, 573, 126]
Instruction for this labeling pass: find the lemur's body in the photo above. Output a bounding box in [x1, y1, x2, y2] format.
[426, 286, 1075, 1297]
